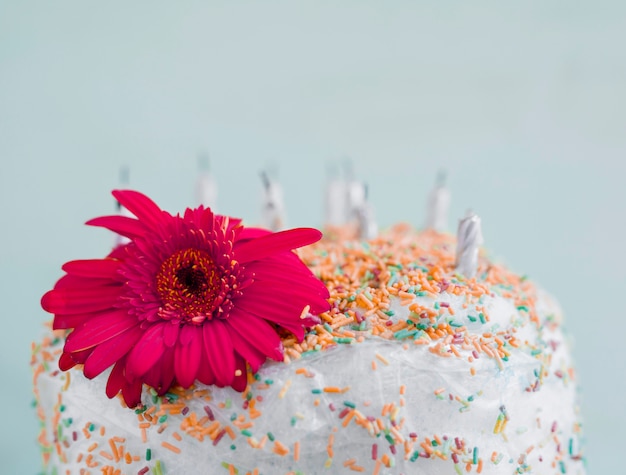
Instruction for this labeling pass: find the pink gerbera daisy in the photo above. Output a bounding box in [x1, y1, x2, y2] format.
[41, 190, 330, 407]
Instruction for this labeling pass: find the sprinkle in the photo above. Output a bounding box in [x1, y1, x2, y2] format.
[161, 441, 181, 454]
[375, 353, 389, 365]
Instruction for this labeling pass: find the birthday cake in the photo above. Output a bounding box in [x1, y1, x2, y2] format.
[33, 189, 586, 475]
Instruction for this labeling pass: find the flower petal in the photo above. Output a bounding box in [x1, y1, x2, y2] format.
[223, 317, 272, 372]
[125, 323, 166, 379]
[64, 310, 138, 352]
[227, 309, 284, 362]
[62, 259, 122, 279]
[234, 228, 322, 263]
[86, 215, 148, 239]
[83, 325, 143, 379]
[41, 285, 121, 315]
[112, 190, 165, 231]
[174, 326, 202, 388]
[59, 352, 78, 371]
[231, 354, 248, 392]
[203, 321, 236, 386]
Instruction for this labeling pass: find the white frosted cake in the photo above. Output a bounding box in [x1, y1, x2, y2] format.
[33, 191, 586, 475]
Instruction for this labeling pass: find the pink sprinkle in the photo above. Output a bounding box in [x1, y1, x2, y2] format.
[551, 421, 557, 433]
[138, 468, 150, 475]
[390, 445, 397, 455]
[385, 320, 393, 326]
[452, 453, 459, 464]
[243, 400, 249, 410]
[203, 405, 215, 421]
[421, 452, 430, 458]
[338, 408, 350, 419]
[449, 394, 454, 400]
[409, 432, 417, 439]
[440, 302, 450, 308]
[212, 429, 226, 446]
[367, 416, 376, 422]
[256, 396, 263, 402]
[472, 350, 480, 359]
[372, 443, 378, 460]
[72, 431, 77, 441]
[455, 437, 462, 449]
[329, 403, 336, 412]
[182, 406, 189, 416]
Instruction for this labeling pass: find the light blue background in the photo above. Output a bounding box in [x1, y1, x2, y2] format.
[1, 2, 625, 473]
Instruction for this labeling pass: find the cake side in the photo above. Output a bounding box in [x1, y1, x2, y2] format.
[32, 226, 586, 474]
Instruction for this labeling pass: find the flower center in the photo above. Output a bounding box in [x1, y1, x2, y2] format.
[156, 248, 224, 324]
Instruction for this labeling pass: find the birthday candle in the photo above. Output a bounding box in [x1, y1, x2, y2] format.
[260, 171, 286, 231]
[455, 211, 483, 278]
[195, 154, 218, 210]
[424, 170, 451, 232]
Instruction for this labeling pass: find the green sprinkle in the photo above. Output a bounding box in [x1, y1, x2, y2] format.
[385, 433, 395, 445]
[230, 444, 236, 450]
[230, 413, 237, 421]
[146, 448, 152, 461]
[290, 417, 297, 427]
[158, 415, 168, 423]
[479, 313, 486, 324]
[343, 401, 356, 409]
[410, 451, 420, 462]
[246, 391, 253, 401]
[455, 463, 463, 475]
[225, 399, 232, 409]
[154, 460, 163, 475]
[517, 305, 529, 312]
[323, 323, 333, 334]
[569, 438, 573, 455]
[431, 439, 438, 447]
[383, 310, 395, 316]
[267, 432, 275, 442]
[416, 291, 428, 296]
[88, 423, 95, 432]
[311, 389, 322, 394]
[531, 349, 542, 356]
[241, 429, 252, 437]
[334, 337, 354, 344]
[468, 315, 477, 322]
[468, 395, 474, 402]
[434, 302, 440, 310]
[220, 462, 238, 473]
[165, 392, 179, 401]
[473, 447, 478, 465]
[264, 379, 273, 385]
[559, 461, 566, 473]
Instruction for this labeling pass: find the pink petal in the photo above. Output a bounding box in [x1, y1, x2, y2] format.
[53, 274, 117, 290]
[53, 313, 92, 330]
[106, 360, 126, 399]
[234, 228, 322, 263]
[59, 352, 78, 371]
[83, 326, 143, 378]
[163, 323, 180, 347]
[237, 227, 271, 241]
[41, 285, 121, 315]
[202, 321, 236, 386]
[125, 323, 166, 378]
[62, 259, 122, 279]
[121, 378, 143, 408]
[143, 346, 175, 395]
[174, 326, 202, 388]
[86, 215, 148, 239]
[227, 309, 283, 361]
[196, 351, 215, 386]
[245, 280, 330, 314]
[231, 354, 248, 392]
[223, 317, 271, 371]
[64, 310, 138, 352]
[112, 190, 165, 231]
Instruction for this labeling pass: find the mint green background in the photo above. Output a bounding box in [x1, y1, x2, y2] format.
[1, 2, 625, 473]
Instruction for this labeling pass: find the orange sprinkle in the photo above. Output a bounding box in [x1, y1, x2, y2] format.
[294, 441, 300, 461]
[161, 441, 181, 454]
[172, 432, 182, 441]
[323, 386, 341, 393]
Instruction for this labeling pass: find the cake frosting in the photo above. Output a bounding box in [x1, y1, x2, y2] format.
[33, 217, 586, 475]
